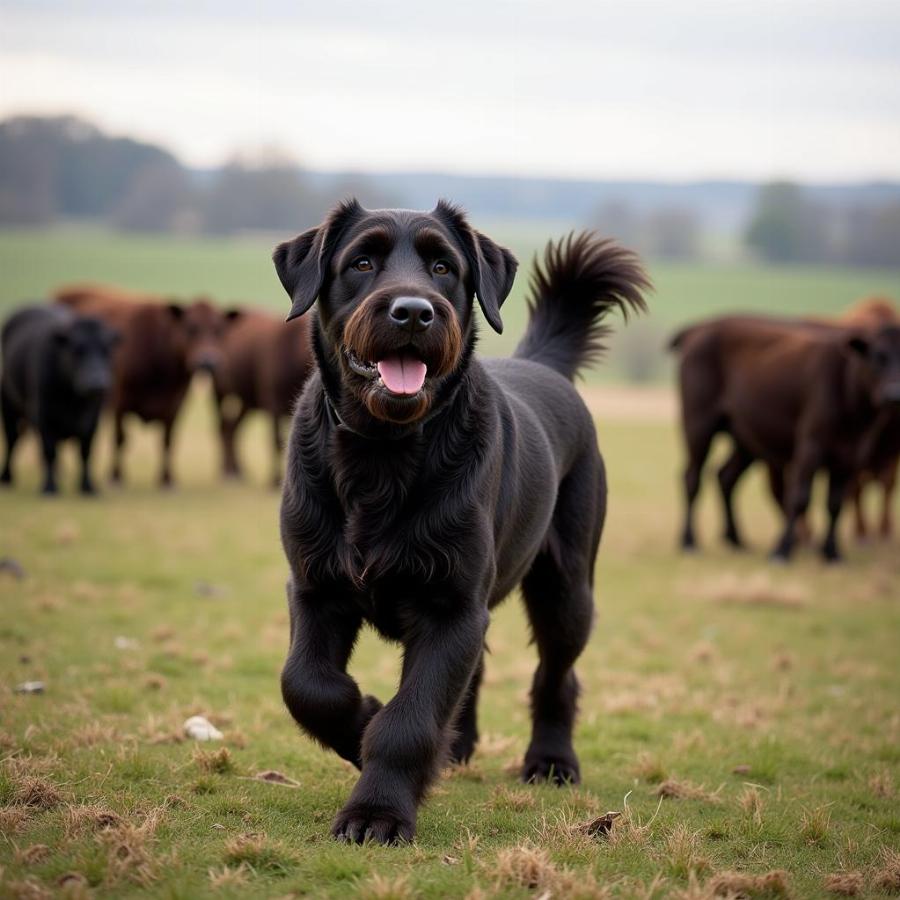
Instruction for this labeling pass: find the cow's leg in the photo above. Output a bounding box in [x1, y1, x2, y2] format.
[217, 398, 245, 480]
[680, 414, 718, 551]
[879, 459, 897, 539]
[79, 424, 99, 495]
[159, 417, 176, 487]
[271, 413, 284, 488]
[281, 583, 381, 769]
[717, 444, 754, 548]
[110, 410, 126, 484]
[39, 430, 59, 495]
[850, 472, 869, 542]
[332, 603, 487, 844]
[822, 466, 851, 562]
[1, 386, 20, 485]
[771, 442, 821, 562]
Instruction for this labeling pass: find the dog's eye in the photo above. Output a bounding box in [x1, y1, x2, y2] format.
[432, 260, 451, 276]
[352, 257, 373, 273]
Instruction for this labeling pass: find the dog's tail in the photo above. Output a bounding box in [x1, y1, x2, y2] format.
[513, 232, 650, 381]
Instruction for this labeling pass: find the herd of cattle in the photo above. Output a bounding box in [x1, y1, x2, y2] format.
[672, 296, 900, 562]
[1, 284, 313, 494]
[1, 282, 898, 565]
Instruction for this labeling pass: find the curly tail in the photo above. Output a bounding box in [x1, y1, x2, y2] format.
[513, 232, 650, 381]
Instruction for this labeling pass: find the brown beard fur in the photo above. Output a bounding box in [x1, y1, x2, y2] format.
[342, 295, 464, 424]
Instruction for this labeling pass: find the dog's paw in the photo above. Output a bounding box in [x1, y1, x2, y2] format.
[522, 752, 581, 786]
[448, 731, 477, 765]
[331, 804, 415, 845]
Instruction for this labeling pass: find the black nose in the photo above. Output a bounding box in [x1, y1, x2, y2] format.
[196, 356, 218, 373]
[389, 296, 434, 333]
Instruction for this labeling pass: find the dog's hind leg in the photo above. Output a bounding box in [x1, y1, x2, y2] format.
[520, 457, 600, 786]
[448, 652, 483, 765]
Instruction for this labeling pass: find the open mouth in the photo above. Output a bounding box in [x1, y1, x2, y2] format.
[345, 348, 428, 396]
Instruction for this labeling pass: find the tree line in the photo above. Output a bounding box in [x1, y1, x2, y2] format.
[0, 115, 897, 268]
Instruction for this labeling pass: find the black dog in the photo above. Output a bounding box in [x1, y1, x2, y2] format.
[273, 200, 648, 844]
[2, 304, 117, 494]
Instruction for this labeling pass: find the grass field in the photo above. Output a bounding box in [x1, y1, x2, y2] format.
[1, 228, 900, 898]
[1, 381, 899, 899]
[2, 226, 900, 381]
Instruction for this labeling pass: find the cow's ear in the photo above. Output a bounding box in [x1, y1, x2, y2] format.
[434, 199, 517, 334]
[167, 303, 185, 321]
[847, 335, 870, 357]
[273, 199, 363, 322]
[224, 308, 243, 323]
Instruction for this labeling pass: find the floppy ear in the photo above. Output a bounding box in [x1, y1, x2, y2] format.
[435, 199, 517, 334]
[847, 335, 870, 358]
[273, 199, 363, 322]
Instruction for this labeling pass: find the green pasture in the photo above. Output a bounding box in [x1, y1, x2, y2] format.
[1, 226, 899, 382]
[1, 381, 899, 897]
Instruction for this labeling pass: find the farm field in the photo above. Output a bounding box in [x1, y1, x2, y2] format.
[2, 227, 900, 898]
[2, 226, 900, 381]
[1, 380, 899, 898]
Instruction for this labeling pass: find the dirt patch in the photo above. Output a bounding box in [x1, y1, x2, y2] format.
[579, 384, 676, 422]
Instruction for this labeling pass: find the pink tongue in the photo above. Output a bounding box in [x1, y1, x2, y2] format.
[376, 353, 427, 395]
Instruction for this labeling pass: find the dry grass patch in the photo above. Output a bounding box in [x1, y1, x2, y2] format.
[8, 776, 62, 810]
[705, 869, 790, 897]
[208, 863, 252, 890]
[0, 875, 54, 899]
[868, 769, 894, 799]
[355, 873, 417, 900]
[13, 844, 51, 866]
[655, 779, 722, 803]
[689, 572, 808, 609]
[798, 805, 831, 846]
[491, 843, 557, 891]
[63, 804, 123, 837]
[824, 871, 864, 895]
[663, 825, 712, 879]
[489, 785, 535, 811]
[0, 806, 33, 834]
[97, 806, 164, 886]
[633, 751, 668, 784]
[69, 721, 119, 749]
[222, 832, 294, 876]
[193, 746, 234, 774]
[875, 847, 900, 893]
[737, 786, 764, 825]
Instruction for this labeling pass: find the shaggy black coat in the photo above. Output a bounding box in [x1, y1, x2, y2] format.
[272, 200, 649, 844]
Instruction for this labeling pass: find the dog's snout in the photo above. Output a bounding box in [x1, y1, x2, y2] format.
[389, 296, 434, 333]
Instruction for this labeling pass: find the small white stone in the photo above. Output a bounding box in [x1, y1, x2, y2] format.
[183, 715, 224, 741]
[114, 636, 139, 651]
[15, 681, 45, 694]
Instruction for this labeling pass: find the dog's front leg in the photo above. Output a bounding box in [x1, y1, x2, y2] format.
[332, 603, 489, 845]
[281, 582, 382, 768]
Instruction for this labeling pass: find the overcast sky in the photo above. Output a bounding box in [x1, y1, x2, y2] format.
[2, 0, 899, 181]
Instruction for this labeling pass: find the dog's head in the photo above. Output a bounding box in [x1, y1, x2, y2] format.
[273, 199, 517, 427]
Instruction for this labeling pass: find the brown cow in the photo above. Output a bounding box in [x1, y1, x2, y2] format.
[672, 314, 900, 561]
[56, 284, 240, 486]
[212, 308, 313, 486]
[835, 297, 900, 539]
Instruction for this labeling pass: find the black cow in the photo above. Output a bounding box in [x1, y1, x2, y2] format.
[1, 304, 118, 495]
